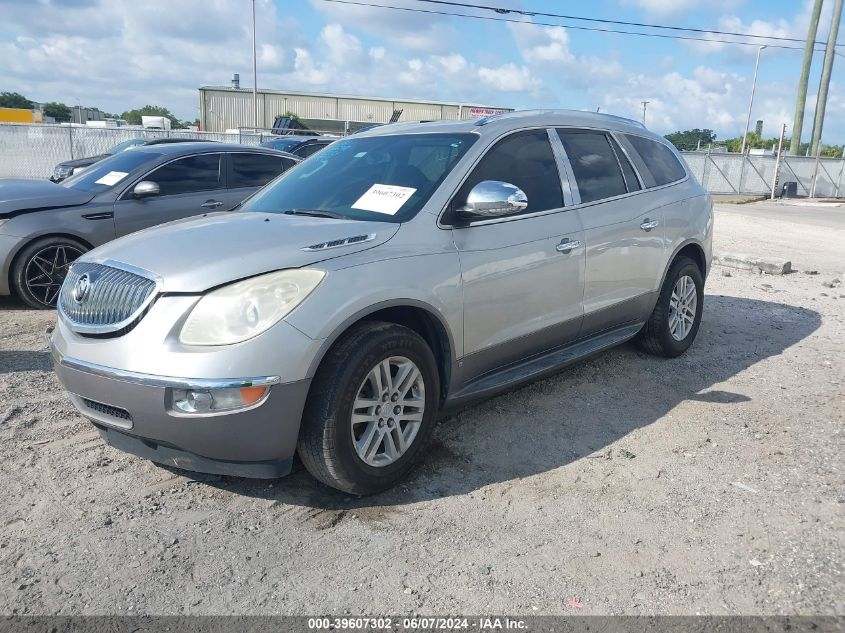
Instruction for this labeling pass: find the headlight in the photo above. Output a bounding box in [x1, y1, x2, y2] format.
[179, 269, 325, 346]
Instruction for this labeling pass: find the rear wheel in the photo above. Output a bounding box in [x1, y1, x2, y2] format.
[12, 237, 87, 309]
[636, 256, 703, 357]
[297, 321, 440, 495]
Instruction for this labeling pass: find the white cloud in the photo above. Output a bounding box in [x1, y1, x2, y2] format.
[509, 22, 574, 64]
[320, 24, 364, 67]
[308, 0, 459, 53]
[686, 14, 800, 55]
[477, 63, 539, 92]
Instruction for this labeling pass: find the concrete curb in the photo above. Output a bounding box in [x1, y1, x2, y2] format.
[713, 252, 792, 275]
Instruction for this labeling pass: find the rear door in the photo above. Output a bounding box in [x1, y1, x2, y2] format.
[223, 152, 297, 208]
[112, 152, 225, 237]
[556, 129, 665, 335]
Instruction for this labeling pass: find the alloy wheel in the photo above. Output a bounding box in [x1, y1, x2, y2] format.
[669, 274, 697, 341]
[351, 356, 426, 467]
[24, 244, 83, 307]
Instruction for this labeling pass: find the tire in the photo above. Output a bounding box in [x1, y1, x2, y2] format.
[297, 321, 440, 495]
[12, 237, 87, 309]
[635, 256, 704, 358]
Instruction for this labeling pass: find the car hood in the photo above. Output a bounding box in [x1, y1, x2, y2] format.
[83, 211, 400, 293]
[0, 179, 96, 218]
[57, 155, 107, 169]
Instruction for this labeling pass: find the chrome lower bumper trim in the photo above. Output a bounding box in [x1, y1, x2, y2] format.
[48, 336, 281, 390]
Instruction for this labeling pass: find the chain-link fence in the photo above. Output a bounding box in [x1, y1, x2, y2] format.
[0, 123, 338, 180]
[2, 123, 844, 196]
[682, 151, 845, 197]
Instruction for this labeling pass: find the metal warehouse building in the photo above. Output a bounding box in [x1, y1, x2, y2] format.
[198, 85, 512, 134]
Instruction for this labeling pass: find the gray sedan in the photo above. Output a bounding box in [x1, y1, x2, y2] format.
[0, 143, 299, 308]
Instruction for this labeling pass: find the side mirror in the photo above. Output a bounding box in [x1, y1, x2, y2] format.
[454, 180, 527, 223]
[133, 181, 160, 198]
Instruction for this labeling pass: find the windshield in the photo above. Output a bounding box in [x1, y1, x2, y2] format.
[107, 139, 146, 154]
[244, 133, 477, 223]
[61, 150, 162, 193]
[262, 137, 310, 152]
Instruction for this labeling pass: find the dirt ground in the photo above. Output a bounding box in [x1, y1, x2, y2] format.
[0, 202, 842, 616]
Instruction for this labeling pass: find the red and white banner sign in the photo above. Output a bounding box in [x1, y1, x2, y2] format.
[466, 107, 509, 118]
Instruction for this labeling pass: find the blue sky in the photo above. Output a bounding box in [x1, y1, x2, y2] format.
[1, 0, 842, 143]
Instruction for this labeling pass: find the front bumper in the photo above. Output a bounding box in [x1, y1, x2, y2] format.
[50, 339, 311, 478]
[0, 233, 23, 296]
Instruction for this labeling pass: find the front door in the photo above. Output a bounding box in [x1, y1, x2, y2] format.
[448, 129, 585, 375]
[113, 153, 226, 237]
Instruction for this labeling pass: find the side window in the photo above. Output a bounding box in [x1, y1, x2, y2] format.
[147, 154, 222, 196]
[454, 129, 563, 216]
[609, 135, 641, 192]
[295, 142, 328, 158]
[620, 134, 687, 187]
[229, 153, 286, 188]
[557, 130, 627, 204]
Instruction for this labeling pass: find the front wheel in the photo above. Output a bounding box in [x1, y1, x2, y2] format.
[297, 321, 440, 495]
[12, 237, 87, 309]
[635, 256, 704, 357]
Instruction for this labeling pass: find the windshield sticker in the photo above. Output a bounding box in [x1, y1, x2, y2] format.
[352, 184, 417, 215]
[94, 171, 128, 186]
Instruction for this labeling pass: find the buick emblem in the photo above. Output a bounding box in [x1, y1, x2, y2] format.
[72, 274, 91, 304]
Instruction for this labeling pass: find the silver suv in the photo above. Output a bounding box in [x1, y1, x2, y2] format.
[49, 110, 712, 495]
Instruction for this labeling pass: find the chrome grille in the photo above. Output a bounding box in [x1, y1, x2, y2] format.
[58, 261, 159, 335]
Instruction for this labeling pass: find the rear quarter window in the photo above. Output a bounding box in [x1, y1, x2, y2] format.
[620, 134, 687, 187]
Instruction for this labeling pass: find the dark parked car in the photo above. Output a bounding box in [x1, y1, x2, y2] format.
[261, 136, 334, 159]
[50, 138, 215, 183]
[1, 143, 299, 308]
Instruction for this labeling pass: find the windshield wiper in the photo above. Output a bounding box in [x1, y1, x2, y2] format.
[282, 209, 346, 219]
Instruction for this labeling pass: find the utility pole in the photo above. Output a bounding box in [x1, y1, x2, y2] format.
[741, 45, 766, 155]
[810, 0, 843, 157]
[641, 101, 649, 125]
[252, 0, 259, 130]
[771, 123, 787, 200]
[790, 0, 824, 155]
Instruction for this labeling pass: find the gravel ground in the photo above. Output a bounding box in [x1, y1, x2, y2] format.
[0, 203, 842, 616]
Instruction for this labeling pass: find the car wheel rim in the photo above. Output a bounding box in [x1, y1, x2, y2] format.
[24, 245, 84, 307]
[669, 274, 697, 342]
[351, 355, 426, 468]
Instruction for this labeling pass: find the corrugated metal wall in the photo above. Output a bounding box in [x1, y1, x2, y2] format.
[200, 88, 510, 132]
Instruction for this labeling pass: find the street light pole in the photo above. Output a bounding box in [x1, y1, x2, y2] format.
[252, 0, 258, 130]
[641, 101, 649, 125]
[741, 45, 767, 155]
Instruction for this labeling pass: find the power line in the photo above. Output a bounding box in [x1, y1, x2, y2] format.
[317, 0, 831, 52]
[414, 0, 835, 47]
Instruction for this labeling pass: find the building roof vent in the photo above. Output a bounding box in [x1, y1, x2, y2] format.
[231, 73, 240, 90]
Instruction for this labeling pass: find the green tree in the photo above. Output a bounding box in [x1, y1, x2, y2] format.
[0, 91, 34, 109]
[820, 145, 844, 157]
[42, 101, 71, 122]
[723, 132, 782, 153]
[664, 129, 716, 151]
[121, 105, 184, 129]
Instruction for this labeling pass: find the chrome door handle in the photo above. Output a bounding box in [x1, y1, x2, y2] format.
[640, 219, 659, 231]
[556, 238, 583, 253]
[201, 200, 224, 209]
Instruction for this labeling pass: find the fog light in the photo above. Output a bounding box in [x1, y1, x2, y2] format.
[172, 386, 269, 414]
